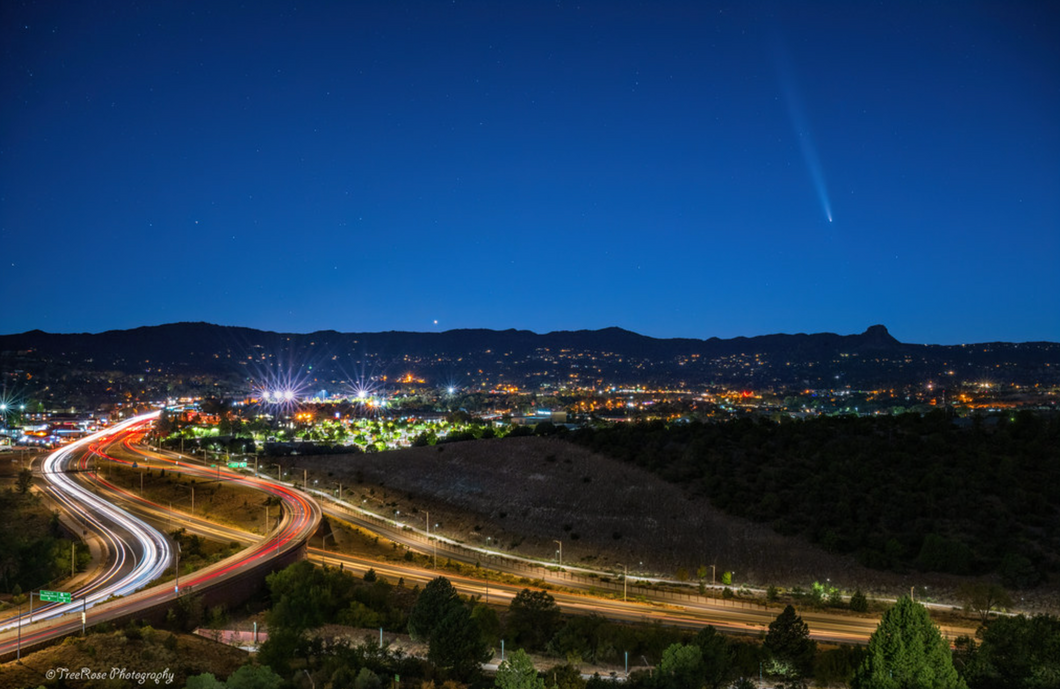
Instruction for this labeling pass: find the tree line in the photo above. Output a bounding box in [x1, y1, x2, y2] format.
[567, 410, 1059, 583]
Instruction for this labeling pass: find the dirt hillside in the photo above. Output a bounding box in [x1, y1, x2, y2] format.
[282, 436, 964, 599]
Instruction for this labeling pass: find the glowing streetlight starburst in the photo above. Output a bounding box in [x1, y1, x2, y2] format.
[254, 383, 307, 415]
[0, 387, 27, 423]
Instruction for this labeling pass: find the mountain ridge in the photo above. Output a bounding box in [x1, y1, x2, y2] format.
[3, 323, 1059, 402]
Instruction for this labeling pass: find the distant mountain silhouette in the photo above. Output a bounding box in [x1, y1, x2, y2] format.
[2, 323, 1058, 394]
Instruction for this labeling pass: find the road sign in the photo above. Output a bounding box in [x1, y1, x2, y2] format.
[227, 461, 248, 469]
[40, 589, 72, 603]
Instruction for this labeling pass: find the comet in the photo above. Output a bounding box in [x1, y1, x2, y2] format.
[776, 39, 834, 224]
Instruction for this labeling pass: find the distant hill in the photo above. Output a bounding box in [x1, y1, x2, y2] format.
[2, 323, 1059, 401]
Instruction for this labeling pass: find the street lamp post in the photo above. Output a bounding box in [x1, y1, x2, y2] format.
[174, 482, 195, 513]
[426, 511, 438, 568]
[554, 540, 562, 567]
[623, 564, 628, 602]
[711, 565, 716, 587]
[322, 532, 333, 564]
[174, 541, 181, 595]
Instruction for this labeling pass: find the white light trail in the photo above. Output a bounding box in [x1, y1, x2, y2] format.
[0, 412, 171, 631]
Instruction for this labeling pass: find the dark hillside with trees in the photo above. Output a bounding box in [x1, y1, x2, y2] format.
[569, 411, 1059, 584]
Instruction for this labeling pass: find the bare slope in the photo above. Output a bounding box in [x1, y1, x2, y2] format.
[286, 437, 925, 594]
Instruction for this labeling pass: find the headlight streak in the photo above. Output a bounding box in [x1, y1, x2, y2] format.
[95, 439, 322, 587]
[0, 413, 170, 632]
[0, 414, 322, 663]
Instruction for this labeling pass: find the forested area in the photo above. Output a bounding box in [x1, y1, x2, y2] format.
[0, 468, 83, 592]
[569, 411, 1059, 583]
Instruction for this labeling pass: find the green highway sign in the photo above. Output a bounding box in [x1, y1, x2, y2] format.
[40, 589, 72, 603]
[228, 461, 248, 469]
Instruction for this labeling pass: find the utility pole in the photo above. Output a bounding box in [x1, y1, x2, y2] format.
[321, 532, 333, 564]
[425, 511, 438, 568]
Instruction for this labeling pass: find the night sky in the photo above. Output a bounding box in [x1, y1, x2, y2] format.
[2, 1, 1057, 344]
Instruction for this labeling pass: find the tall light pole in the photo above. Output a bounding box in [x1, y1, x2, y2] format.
[554, 540, 562, 567]
[322, 532, 333, 564]
[426, 511, 437, 568]
[174, 481, 195, 514]
[711, 565, 716, 587]
[623, 564, 628, 602]
[174, 542, 181, 595]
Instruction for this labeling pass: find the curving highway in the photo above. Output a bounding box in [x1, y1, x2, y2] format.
[0, 413, 170, 634]
[0, 414, 322, 662]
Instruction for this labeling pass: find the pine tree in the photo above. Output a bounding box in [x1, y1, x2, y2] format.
[408, 576, 461, 641]
[428, 602, 491, 682]
[495, 648, 545, 689]
[764, 605, 816, 678]
[852, 596, 967, 689]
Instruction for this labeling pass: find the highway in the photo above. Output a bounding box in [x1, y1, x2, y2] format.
[0, 416, 322, 662]
[311, 511, 975, 646]
[0, 414, 170, 634]
[311, 497, 978, 645]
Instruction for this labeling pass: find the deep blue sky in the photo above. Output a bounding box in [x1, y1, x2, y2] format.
[2, 1, 1057, 344]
